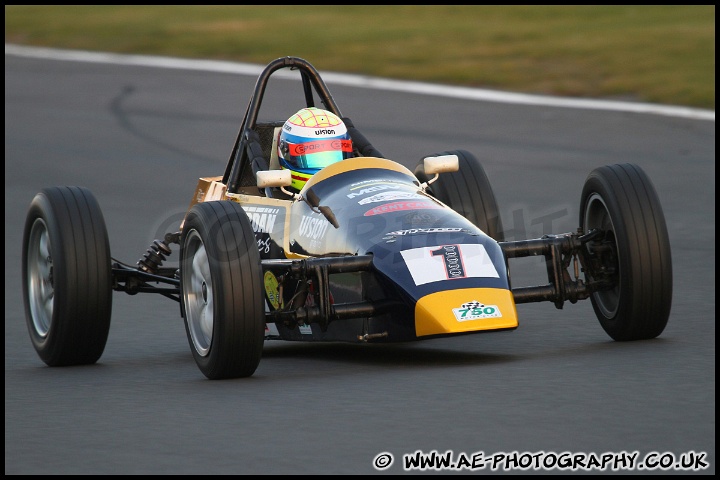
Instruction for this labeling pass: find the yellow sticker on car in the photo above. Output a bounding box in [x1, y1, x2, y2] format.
[264, 271, 283, 310]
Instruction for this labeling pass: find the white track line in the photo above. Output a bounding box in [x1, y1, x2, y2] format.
[6, 44, 714, 122]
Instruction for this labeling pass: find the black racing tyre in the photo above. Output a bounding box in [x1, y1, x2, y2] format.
[180, 201, 265, 379]
[580, 164, 672, 341]
[22, 186, 113, 366]
[415, 149, 504, 241]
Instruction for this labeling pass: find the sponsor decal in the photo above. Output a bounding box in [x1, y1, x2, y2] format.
[403, 211, 438, 227]
[243, 206, 279, 234]
[256, 237, 271, 254]
[452, 301, 502, 321]
[387, 227, 468, 236]
[346, 184, 394, 199]
[264, 271, 283, 310]
[242, 205, 281, 255]
[288, 139, 352, 155]
[358, 191, 425, 205]
[350, 179, 391, 187]
[298, 214, 330, 240]
[349, 179, 409, 189]
[364, 200, 443, 217]
[400, 243, 500, 285]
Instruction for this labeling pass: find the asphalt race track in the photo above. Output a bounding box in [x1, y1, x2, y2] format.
[5, 52, 715, 475]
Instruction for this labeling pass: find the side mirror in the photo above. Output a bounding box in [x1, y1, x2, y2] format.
[257, 169, 292, 188]
[423, 154, 459, 175]
[420, 155, 459, 189]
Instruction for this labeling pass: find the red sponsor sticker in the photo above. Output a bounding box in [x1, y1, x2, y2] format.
[364, 200, 442, 216]
[289, 139, 353, 156]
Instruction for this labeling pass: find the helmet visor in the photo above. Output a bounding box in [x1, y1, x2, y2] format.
[284, 139, 353, 170]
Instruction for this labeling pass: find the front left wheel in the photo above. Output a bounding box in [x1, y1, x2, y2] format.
[22, 186, 113, 366]
[180, 201, 265, 379]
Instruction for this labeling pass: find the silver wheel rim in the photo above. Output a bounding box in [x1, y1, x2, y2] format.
[584, 193, 620, 318]
[27, 218, 54, 337]
[183, 230, 214, 356]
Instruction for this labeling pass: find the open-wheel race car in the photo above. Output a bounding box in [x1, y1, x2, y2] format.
[22, 56, 673, 379]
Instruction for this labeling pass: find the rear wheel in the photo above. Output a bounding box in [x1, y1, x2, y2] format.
[415, 149, 504, 241]
[180, 201, 265, 379]
[22, 186, 113, 366]
[580, 163, 672, 341]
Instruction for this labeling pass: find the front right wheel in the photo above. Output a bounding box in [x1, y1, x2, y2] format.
[180, 201, 265, 379]
[22, 186, 112, 366]
[580, 163, 672, 341]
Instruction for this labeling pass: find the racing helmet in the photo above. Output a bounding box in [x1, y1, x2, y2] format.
[277, 107, 353, 191]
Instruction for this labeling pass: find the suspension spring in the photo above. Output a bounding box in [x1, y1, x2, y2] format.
[137, 238, 173, 274]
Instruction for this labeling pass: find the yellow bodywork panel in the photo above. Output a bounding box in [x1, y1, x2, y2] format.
[415, 288, 518, 337]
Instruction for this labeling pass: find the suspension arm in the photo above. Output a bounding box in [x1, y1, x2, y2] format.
[112, 263, 180, 302]
[262, 254, 374, 276]
[500, 229, 611, 309]
[261, 255, 397, 331]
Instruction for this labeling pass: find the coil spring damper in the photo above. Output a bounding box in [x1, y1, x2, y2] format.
[137, 232, 180, 274]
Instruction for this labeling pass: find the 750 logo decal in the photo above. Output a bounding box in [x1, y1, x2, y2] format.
[452, 301, 502, 321]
